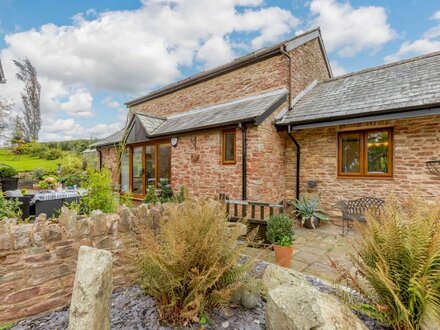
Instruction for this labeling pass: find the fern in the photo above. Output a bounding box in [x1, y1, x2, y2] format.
[130, 199, 257, 326]
[340, 198, 440, 329]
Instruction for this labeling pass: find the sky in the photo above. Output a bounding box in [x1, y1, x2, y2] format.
[0, 0, 439, 142]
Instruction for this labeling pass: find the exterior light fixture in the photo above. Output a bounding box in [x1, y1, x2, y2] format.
[171, 137, 178, 147]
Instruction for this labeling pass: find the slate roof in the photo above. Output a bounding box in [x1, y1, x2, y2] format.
[136, 114, 166, 135]
[90, 129, 125, 148]
[93, 88, 287, 147]
[277, 51, 440, 126]
[153, 88, 287, 136]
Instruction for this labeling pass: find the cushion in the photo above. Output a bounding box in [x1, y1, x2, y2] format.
[4, 189, 23, 198]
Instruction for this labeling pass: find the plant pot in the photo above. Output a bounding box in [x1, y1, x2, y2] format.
[32, 183, 42, 191]
[303, 216, 321, 229]
[1, 177, 19, 192]
[155, 189, 162, 197]
[274, 245, 293, 268]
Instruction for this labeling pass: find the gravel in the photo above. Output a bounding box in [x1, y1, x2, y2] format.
[12, 261, 389, 330]
[11, 287, 265, 330]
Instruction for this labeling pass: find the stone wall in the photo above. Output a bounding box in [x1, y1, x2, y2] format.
[0, 205, 156, 324]
[285, 115, 440, 213]
[100, 146, 119, 184]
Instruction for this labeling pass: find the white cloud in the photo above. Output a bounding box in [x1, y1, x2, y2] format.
[0, 0, 299, 142]
[40, 118, 123, 141]
[103, 97, 121, 109]
[385, 11, 440, 63]
[3, 0, 299, 94]
[196, 36, 234, 69]
[308, 0, 395, 57]
[330, 60, 347, 76]
[59, 88, 93, 117]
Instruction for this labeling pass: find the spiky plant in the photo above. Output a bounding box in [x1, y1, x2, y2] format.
[131, 199, 256, 326]
[344, 198, 440, 329]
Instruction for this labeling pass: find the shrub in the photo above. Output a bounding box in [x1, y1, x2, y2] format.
[0, 166, 18, 178]
[23, 141, 48, 158]
[0, 194, 22, 220]
[61, 156, 83, 175]
[120, 192, 133, 208]
[80, 169, 116, 214]
[43, 148, 63, 160]
[131, 199, 255, 326]
[144, 184, 159, 204]
[267, 214, 295, 246]
[32, 168, 47, 180]
[341, 198, 440, 329]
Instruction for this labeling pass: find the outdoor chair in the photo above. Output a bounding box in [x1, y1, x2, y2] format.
[35, 199, 64, 219]
[334, 197, 385, 235]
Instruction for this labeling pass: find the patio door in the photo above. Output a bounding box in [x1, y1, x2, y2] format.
[131, 146, 144, 198]
[126, 142, 172, 199]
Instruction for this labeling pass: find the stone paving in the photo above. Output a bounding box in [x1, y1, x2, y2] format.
[244, 221, 359, 283]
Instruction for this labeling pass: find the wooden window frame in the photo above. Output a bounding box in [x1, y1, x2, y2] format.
[222, 130, 237, 165]
[338, 128, 393, 178]
[126, 140, 172, 198]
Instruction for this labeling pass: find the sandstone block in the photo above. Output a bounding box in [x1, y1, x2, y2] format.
[59, 207, 77, 237]
[46, 224, 63, 242]
[69, 246, 113, 330]
[0, 222, 11, 250]
[263, 264, 367, 330]
[14, 225, 30, 250]
[76, 218, 92, 238]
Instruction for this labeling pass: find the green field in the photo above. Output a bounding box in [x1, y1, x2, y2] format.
[0, 149, 77, 172]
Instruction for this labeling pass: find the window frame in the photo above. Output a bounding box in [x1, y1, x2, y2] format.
[222, 129, 237, 165]
[337, 128, 393, 178]
[124, 140, 172, 198]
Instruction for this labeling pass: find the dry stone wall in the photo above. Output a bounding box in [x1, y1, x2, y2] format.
[0, 205, 160, 324]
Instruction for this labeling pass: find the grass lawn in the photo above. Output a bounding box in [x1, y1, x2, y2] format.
[0, 149, 72, 172]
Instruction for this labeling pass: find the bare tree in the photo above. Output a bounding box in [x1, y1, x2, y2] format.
[13, 58, 41, 141]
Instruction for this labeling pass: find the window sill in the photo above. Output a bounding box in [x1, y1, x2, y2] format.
[336, 175, 394, 180]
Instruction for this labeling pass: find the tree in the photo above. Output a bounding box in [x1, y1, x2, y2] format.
[0, 97, 13, 141]
[10, 116, 25, 146]
[13, 58, 41, 141]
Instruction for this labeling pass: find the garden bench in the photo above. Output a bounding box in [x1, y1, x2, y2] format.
[335, 197, 385, 235]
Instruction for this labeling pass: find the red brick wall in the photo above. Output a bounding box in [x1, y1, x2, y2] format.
[100, 146, 119, 184]
[285, 115, 440, 214]
[101, 38, 331, 202]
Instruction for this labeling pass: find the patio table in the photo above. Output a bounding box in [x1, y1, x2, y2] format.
[30, 189, 87, 205]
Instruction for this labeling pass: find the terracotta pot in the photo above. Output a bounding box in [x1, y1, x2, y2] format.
[274, 245, 294, 268]
[32, 184, 41, 191]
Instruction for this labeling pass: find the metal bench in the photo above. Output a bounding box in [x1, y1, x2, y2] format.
[335, 197, 385, 235]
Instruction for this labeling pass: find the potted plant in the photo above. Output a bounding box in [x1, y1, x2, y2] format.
[293, 195, 329, 229]
[0, 165, 19, 192]
[267, 214, 295, 268]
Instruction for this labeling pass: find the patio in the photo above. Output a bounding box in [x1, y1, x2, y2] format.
[244, 222, 358, 283]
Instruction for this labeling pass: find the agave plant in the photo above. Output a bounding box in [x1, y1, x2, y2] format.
[293, 195, 328, 228]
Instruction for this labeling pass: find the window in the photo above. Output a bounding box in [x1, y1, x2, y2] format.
[125, 141, 172, 197]
[222, 130, 236, 164]
[120, 149, 129, 192]
[338, 128, 392, 177]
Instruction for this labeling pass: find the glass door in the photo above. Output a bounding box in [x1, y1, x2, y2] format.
[131, 146, 144, 196]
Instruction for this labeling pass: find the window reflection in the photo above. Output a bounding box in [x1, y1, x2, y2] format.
[367, 131, 389, 174]
[341, 133, 361, 173]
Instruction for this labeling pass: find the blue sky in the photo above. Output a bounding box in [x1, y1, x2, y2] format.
[1, 0, 439, 141]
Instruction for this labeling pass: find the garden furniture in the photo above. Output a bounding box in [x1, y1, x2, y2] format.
[31, 189, 86, 218]
[335, 197, 385, 235]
